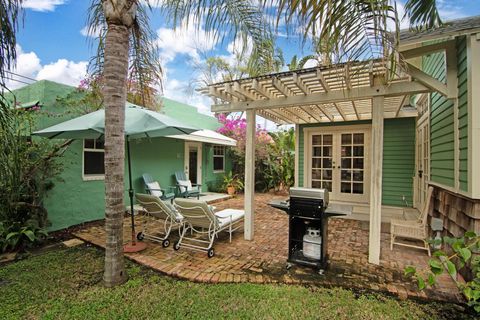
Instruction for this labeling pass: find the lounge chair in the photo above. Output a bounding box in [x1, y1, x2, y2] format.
[390, 186, 434, 256]
[173, 198, 244, 257]
[174, 171, 201, 199]
[143, 173, 175, 201]
[135, 193, 184, 247]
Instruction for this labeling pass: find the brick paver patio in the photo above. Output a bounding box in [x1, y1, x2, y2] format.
[74, 193, 463, 303]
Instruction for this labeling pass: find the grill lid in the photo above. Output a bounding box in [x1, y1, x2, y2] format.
[289, 187, 329, 207]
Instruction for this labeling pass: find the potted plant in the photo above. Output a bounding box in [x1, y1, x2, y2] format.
[223, 171, 243, 195]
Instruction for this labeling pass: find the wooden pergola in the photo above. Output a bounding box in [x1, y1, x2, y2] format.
[200, 42, 457, 264]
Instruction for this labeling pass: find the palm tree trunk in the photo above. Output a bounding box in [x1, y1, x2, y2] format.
[103, 23, 130, 287]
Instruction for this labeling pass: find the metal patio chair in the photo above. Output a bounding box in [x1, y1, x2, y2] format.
[135, 193, 184, 248]
[173, 198, 244, 257]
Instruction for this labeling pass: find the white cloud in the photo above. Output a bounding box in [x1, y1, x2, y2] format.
[163, 77, 212, 115]
[36, 59, 88, 86]
[22, 0, 66, 12]
[437, 0, 466, 21]
[6, 45, 87, 90]
[156, 17, 218, 64]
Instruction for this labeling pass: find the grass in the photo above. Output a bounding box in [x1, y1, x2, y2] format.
[0, 245, 474, 320]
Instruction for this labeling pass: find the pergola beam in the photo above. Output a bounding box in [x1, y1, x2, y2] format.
[315, 104, 333, 121]
[316, 68, 331, 91]
[251, 79, 272, 99]
[292, 73, 310, 94]
[394, 95, 408, 118]
[406, 63, 448, 97]
[400, 40, 456, 59]
[211, 81, 431, 113]
[272, 77, 291, 97]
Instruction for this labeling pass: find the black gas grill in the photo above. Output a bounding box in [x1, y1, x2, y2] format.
[270, 187, 351, 273]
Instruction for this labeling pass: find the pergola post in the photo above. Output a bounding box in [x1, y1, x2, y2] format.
[369, 96, 384, 265]
[244, 109, 256, 240]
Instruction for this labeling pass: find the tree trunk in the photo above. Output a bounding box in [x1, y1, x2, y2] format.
[103, 23, 130, 287]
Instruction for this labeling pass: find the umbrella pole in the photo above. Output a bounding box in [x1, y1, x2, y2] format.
[124, 136, 147, 252]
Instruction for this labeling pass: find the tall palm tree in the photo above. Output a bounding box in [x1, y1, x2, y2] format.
[87, 0, 268, 287]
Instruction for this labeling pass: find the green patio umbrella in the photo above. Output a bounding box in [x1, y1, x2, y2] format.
[34, 103, 198, 251]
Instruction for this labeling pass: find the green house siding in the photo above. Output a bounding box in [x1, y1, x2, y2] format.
[423, 50, 455, 188]
[10, 80, 231, 231]
[382, 118, 416, 206]
[457, 36, 469, 192]
[298, 118, 415, 206]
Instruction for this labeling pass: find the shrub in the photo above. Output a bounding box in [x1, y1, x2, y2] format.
[405, 231, 480, 313]
[0, 101, 67, 252]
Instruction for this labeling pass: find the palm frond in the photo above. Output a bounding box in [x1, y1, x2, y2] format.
[159, 0, 270, 62]
[86, 0, 163, 110]
[404, 0, 442, 30]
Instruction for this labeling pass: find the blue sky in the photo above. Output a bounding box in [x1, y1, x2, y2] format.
[7, 0, 480, 116]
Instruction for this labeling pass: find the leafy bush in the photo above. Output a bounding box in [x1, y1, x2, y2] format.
[405, 231, 480, 313]
[222, 171, 244, 191]
[263, 129, 295, 192]
[216, 114, 295, 192]
[0, 100, 67, 252]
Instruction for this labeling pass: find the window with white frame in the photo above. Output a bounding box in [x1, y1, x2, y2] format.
[213, 146, 225, 172]
[83, 139, 105, 179]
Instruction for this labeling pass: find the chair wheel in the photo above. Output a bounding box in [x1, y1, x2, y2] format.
[162, 239, 170, 248]
[136, 232, 144, 241]
[173, 242, 180, 251]
[207, 248, 215, 258]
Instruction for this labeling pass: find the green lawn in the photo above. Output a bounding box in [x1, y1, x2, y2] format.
[0, 245, 473, 320]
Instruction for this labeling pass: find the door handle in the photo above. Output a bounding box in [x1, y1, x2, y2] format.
[418, 170, 423, 178]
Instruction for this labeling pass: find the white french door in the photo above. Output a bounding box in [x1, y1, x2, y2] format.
[415, 95, 430, 209]
[184, 142, 202, 185]
[306, 126, 370, 203]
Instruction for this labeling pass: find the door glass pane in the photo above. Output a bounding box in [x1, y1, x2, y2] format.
[323, 146, 332, 157]
[323, 135, 332, 145]
[341, 170, 351, 181]
[353, 146, 364, 156]
[352, 170, 363, 182]
[341, 182, 351, 193]
[341, 134, 352, 145]
[341, 146, 352, 157]
[352, 183, 364, 194]
[340, 132, 365, 195]
[311, 134, 333, 192]
[353, 133, 364, 144]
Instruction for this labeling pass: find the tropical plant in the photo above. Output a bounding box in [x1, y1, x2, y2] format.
[0, 104, 68, 253]
[405, 231, 480, 313]
[287, 54, 315, 70]
[263, 128, 295, 191]
[222, 171, 244, 191]
[216, 113, 273, 190]
[85, 0, 269, 287]
[2, 219, 48, 252]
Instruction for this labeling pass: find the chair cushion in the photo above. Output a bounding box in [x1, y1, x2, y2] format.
[178, 179, 193, 191]
[146, 181, 162, 198]
[215, 209, 245, 228]
[162, 200, 184, 222]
